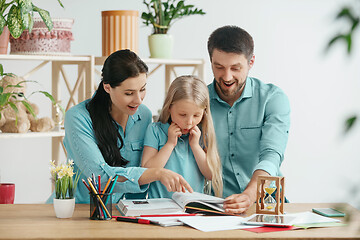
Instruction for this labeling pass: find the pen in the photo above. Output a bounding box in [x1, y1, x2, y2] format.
[116, 216, 154, 225]
[139, 213, 201, 217]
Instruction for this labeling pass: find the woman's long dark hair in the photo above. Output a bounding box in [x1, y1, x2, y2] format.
[86, 49, 148, 167]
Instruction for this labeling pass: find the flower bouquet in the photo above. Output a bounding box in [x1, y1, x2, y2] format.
[50, 160, 80, 218]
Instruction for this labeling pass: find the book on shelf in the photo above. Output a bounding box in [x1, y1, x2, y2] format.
[116, 191, 228, 216]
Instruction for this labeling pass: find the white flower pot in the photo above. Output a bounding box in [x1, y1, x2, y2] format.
[53, 198, 75, 218]
[148, 34, 173, 58]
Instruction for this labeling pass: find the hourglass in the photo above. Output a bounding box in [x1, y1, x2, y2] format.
[256, 176, 285, 215]
[264, 181, 277, 210]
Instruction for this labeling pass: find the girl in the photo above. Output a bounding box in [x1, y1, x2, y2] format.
[142, 75, 223, 198]
[48, 50, 192, 203]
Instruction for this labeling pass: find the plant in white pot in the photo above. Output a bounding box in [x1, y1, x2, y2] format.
[141, 0, 205, 58]
[50, 160, 80, 218]
[0, 0, 64, 54]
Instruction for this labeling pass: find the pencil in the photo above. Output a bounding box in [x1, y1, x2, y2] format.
[104, 175, 118, 205]
[98, 175, 101, 193]
[82, 179, 91, 192]
[102, 176, 112, 194]
[88, 178, 111, 217]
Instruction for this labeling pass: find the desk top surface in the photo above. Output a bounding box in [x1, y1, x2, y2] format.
[0, 203, 359, 240]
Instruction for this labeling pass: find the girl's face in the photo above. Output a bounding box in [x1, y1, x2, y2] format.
[169, 99, 204, 135]
[104, 73, 147, 117]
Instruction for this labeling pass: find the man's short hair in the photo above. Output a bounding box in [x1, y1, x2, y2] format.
[207, 25, 254, 62]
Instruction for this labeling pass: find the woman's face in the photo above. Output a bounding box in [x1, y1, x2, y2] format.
[104, 73, 147, 116]
[169, 99, 204, 135]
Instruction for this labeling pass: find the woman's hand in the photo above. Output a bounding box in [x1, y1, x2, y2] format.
[158, 169, 193, 193]
[167, 122, 182, 147]
[189, 125, 201, 148]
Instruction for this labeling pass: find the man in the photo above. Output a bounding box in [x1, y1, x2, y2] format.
[207, 25, 290, 214]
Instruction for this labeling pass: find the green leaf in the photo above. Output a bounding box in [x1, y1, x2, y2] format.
[0, 92, 11, 107]
[0, 15, 6, 35]
[336, 7, 353, 20]
[28, 12, 33, 33]
[32, 5, 53, 31]
[21, 10, 30, 30]
[7, 5, 23, 38]
[345, 115, 357, 133]
[346, 33, 352, 54]
[8, 101, 19, 114]
[19, 0, 33, 13]
[0, 86, 3, 94]
[0, 63, 3, 76]
[57, 0, 64, 8]
[21, 100, 36, 118]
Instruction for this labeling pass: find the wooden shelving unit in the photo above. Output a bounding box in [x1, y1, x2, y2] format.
[0, 54, 205, 165]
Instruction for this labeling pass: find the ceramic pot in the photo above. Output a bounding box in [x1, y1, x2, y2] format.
[148, 34, 173, 58]
[101, 10, 139, 56]
[0, 183, 15, 204]
[0, 26, 10, 54]
[53, 198, 75, 218]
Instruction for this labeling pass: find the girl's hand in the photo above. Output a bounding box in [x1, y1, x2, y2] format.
[189, 125, 201, 147]
[167, 122, 182, 147]
[158, 169, 193, 193]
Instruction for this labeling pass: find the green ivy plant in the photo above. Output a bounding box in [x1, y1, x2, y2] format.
[0, 0, 64, 39]
[141, 0, 205, 34]
[0, 63, 63, 124]
[327, 3, 360, 132]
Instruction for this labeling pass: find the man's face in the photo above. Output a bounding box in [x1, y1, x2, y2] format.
[211, 49, 254, 105]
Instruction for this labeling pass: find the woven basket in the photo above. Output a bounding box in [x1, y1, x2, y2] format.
[10, 18, 74, 55]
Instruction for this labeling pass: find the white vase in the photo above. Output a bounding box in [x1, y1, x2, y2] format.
[148, 34, 173, 58]
[53, 198, 75, 218]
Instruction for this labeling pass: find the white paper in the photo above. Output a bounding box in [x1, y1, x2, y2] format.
[286, 211, 341, 225]
[178, 216, 258, 232]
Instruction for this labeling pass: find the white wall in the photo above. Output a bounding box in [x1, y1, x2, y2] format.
[1, 0, 359, 207]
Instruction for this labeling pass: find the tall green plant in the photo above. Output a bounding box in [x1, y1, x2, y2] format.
[0, 0, 64, 38]
[327, 3, 360, 132]
[141, 0, 205, 34]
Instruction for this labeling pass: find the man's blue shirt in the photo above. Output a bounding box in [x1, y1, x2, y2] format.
[208, 77, 290, 198]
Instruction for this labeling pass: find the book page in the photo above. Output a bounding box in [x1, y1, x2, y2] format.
[172, 192, 224, 208]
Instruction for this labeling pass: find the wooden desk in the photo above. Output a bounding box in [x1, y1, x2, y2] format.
[0, 203, 359, 239]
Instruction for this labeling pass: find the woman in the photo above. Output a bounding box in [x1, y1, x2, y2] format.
[58, 50, 192, 203]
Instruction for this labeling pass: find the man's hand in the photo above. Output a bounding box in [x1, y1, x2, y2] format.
[223, 192, 253, 214]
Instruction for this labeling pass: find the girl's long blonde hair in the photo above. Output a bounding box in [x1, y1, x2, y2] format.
[158, 75, 223, 197]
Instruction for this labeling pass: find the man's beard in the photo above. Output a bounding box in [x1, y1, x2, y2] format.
[215, 78, 246, 97]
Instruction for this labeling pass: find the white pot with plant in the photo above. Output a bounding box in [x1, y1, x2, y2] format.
[141, 0, 205, 58]
[0, 0, 64, 54]
[50, 160, 80, 219]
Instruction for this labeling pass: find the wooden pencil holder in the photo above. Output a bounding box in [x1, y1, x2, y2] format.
[256, 176, 285, 215]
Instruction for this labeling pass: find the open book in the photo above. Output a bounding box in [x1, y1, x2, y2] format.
[116, 192, 227, 216]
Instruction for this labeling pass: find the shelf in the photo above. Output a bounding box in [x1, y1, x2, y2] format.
[0, 129, 65, 139]
[0, 54, 92, 62]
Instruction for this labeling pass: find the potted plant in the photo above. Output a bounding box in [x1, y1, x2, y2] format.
[0, 63, 63, 133]
[0, 0, 64, 54]
[50, 159, 80, 218]
[141, 0, 205, 58]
